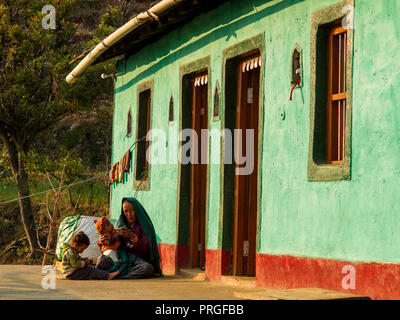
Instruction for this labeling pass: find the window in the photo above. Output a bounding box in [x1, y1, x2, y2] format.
[291, 46, 302, 86]
[169, 96, 174, 123]
[213, 82, 220, 120]
[308, 0, 353, 182]
[127, 110, 132, 136]
[327, 26, 347, 164]
[136, 88, 151, 182]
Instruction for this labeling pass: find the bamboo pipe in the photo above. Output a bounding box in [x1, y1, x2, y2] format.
[66, 0, 184, 84]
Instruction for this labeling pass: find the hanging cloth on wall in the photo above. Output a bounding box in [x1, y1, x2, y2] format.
[112, 162, 119, 183]
[118, 157, 124, 183]
[194, 74, 208, 87]
[121, 150, 131, 172]
[110, 163, 117, 183]
[241, 56, 262, 73]
[110, 150, 131, 184]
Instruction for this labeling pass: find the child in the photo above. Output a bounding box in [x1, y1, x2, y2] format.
[95, 217, 121, 263]
[62, 231, 120, 280]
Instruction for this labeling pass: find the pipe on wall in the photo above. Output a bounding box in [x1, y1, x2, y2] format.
[66, 0, 184, 84]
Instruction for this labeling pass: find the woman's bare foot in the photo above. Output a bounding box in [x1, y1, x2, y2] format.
[108, 270, 120, 280]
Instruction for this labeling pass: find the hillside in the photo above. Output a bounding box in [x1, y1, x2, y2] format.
[0, 0, 154, 265]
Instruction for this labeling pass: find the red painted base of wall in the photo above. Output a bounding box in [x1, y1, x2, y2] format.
[256, 253, 400, 300]
[158, 244, 395, 299]
[157, 243, 177, 275]
[157, 244, 230, 278]
[157, 243, 189, 275]
[205, 249, 231, 281]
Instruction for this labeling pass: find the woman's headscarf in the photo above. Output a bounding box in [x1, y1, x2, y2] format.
[114, 197, 162, 276]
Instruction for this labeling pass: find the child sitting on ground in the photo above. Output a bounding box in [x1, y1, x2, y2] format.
[95, 217, 121, 263]
[62, 231, 120, 280]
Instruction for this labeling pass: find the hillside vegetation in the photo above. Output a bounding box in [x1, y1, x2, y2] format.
[0, 0, 153, 264]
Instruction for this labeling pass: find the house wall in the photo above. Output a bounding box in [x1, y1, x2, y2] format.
[110, 0, 400, 299]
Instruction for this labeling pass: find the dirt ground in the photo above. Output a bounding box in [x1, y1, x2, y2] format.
[0, 265, 251, 300]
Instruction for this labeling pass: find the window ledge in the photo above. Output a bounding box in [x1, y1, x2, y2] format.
[308, 159, 350, 182]
[134, 178, 150, 191]
[308, 0, 353, 183]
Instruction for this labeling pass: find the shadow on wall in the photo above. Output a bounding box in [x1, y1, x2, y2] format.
[115, 0, 305, 94]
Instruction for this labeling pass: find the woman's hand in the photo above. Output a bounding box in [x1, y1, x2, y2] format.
[98, 234, 110, 245]
[130, 233, 138, 244]
[117, 228, 133, 238]
[117, 228, 138, 245]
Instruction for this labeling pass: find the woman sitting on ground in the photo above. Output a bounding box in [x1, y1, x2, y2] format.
[97, 197, 162, 278]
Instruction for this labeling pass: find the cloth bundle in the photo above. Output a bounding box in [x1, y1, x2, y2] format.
[109, 150, 131, 184]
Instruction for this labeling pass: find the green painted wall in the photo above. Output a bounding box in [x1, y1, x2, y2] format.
[111, 0, 400, 263]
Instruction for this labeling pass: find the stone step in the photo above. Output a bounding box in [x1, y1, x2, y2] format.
[233, 288, 371, 300]
[220, 276, 256, 288]
[178, 268, 206, 281]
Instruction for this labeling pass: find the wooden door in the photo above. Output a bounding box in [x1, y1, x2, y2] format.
[189, 73, 208, 269]
[232, 56, 260, 276]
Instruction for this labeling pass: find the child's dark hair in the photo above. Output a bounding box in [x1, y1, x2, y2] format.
[70, 231, 90, 247]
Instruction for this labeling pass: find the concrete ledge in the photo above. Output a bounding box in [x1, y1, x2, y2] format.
[178, 268, 206, 281]
[220, 276, 256, 289]
[233, 288, 370, 300]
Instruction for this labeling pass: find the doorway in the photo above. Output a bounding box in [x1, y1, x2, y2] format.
[232, 53, 261, 276]
[189, 72, 208, 269]
[177, 70, 209, 270]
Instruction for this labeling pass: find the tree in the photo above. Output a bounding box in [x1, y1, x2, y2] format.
[0, 0, 113, 257]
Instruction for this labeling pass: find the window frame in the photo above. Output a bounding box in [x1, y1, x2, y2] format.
[307, 0, 354, 182]
[134, 79, 153, 191]
[327, 26, 347, 164]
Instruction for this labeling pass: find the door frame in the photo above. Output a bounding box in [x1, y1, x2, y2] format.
[177, 56, 211, 269]
[219, 34, 265, 276]
[232, 54, 261, 276]
[189, 71, 209, 268]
